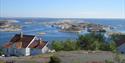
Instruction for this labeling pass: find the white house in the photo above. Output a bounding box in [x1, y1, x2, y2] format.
[3, 33, 49, 56]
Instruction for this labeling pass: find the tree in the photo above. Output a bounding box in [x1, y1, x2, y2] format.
[108, 41, 117, 52]
[63, 40, 77, 51]
[77, 33, 104, 50]
[0, 46, 4, 56]
[51, 41, 64, 51]
[90, 40, 100, 50]
[77, 34, 92, 50]
[51, 32, 117, 52]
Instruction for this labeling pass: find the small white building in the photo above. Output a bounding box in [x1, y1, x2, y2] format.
[3, 33, 49, 56]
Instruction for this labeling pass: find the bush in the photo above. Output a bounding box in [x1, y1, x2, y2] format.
[51, 41, 64, 51]
[49, 56, 61, 63]
[0, 46, 4, 56]
[51, 40, 79, 51]
[51, 32, 117, 52]
[77, 33, 117, 51]
[105, 60, 114, 63]
[77, 33, 104, 50]
[63, 40, 78, 51]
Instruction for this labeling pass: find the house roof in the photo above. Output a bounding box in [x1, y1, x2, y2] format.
[29, 40, 47, 49]
[115, 39, 125, 47]
[4, 34, 48, 49]
[4, 42, 13, 48]
[4, 34, 35, 48]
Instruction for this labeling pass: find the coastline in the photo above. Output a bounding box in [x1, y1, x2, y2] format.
[0, 18, 125, 44]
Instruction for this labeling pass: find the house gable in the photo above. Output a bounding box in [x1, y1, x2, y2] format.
[3, 33, 49, 56]
[4, 34, 35, 48]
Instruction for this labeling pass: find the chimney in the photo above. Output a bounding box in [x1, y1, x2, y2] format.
[39, 38, 42, 44]
[20, 32, 23, 38]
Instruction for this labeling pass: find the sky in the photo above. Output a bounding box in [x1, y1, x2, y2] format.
[0, 0, 125, 18]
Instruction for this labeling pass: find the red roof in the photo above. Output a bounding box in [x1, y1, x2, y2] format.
[29, 40, 47, 49]
[4, 42, 13, 48]
[4, 34, 35, 48]
[115, 39, 125, 47]
[4, 34, 47, 49]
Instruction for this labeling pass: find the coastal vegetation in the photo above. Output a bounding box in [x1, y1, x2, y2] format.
[0, 47, 4, 56]
[51, 32, 117, 52]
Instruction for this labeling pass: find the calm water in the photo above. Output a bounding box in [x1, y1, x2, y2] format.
[0, 18, 125, 45]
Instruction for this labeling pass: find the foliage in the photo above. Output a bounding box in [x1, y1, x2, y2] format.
[51, 41, 64, 51]
[49, 56, 61, 63]
[77, 33, 104, 50]
[63, 40, 77, 51]
[51, 32, 117, 52]
[111, 34, 125, 41]
[108, 41, 117, 52]
[114, 53, 125, 63]
[77, 32, 117, 51]
[51, 40, 79, 51]
[105, 60, 114, 63]
[0, 46, 4, 56]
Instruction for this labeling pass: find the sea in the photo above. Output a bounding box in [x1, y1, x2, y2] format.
[0, 18, 125, 45]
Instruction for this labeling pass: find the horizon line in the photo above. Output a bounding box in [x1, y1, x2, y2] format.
[0, 17, 125, 19]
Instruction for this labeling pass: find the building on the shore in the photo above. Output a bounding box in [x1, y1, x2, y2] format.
[106, 33, 125, 54]
[3, 33, 49, 56]
[115, 38, 125, 54]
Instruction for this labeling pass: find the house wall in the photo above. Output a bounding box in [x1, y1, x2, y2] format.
[4, 36, 49, 56]
[4, 48, 30, 56]
[4, 48, 14, 56]
[31, 49, 41, 55]
[31, 45, 49, 55]
[14, 48, 30, 56]
[41, 45, 49, 53]
[25, 48, 30, 56]
[14, 48, 26, 56]
[117, 43, 125, 54]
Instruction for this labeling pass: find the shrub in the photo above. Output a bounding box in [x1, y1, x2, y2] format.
[49, 56, 61, 63]
[105, 60, 114, 63]
[0, 46, 4, 56]
[51, 32, 117, 52]
[51, 41, 64, 51]
[51, 40, 79, 51]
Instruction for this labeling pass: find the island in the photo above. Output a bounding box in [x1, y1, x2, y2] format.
[0, 20, 22, 32]
[50, 21, 113, 33]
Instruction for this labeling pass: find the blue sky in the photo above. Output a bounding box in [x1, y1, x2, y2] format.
[0, 0, 125, 18]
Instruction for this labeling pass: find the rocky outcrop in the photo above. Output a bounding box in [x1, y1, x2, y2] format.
[0, 20, 21, 32]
